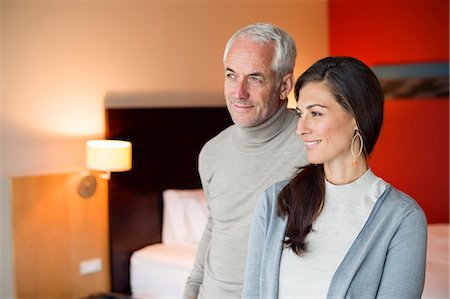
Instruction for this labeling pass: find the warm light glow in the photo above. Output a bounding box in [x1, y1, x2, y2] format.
[86, 140, 132, 172]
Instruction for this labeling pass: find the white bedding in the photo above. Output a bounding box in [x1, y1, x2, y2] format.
[130, 188, 448, 299]
[422, 223, 449, 299]
[130, 188, 206, 299]
[130, 243, 198, 299]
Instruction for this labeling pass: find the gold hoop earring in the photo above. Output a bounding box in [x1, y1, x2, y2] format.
[351, 131, 364, 167]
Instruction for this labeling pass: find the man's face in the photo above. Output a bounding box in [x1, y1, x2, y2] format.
[224, 38, 283, 127]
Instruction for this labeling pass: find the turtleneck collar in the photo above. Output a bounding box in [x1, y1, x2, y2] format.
[231, 103, 295, 153]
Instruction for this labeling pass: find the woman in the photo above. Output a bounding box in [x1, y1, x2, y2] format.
[242, 56, 427, 299]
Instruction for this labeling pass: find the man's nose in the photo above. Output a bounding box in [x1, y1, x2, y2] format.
[233, 79, 249, 99]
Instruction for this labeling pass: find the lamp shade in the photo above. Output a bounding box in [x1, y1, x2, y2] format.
[86, 140, 132, 172]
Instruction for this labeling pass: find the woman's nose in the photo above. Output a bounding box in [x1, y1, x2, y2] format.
[296, 116, 310, 136]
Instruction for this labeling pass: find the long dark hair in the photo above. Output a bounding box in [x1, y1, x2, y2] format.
[277, 56, 384, 255]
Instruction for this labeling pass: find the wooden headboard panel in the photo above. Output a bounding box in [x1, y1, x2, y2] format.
[106, 104, 232, 293]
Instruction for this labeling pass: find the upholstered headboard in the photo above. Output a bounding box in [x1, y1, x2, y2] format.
[105, 93, 232, 293]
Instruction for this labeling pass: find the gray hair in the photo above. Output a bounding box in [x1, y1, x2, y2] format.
[223, 23, 297, 81]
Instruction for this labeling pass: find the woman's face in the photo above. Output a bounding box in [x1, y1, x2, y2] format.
[296, 82, 357, 167]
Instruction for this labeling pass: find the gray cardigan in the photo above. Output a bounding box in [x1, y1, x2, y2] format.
[242, 180, 427, 299]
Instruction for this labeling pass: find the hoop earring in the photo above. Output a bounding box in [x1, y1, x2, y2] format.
[351, 131, 364, 167]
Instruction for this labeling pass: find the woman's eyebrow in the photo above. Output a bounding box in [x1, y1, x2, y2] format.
[306, 104, 327, 110]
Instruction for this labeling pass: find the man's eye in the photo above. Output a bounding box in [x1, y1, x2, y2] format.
[249, 76, 263, 83]
[295, 109, 303, 117]
[226, 73, 236, 79]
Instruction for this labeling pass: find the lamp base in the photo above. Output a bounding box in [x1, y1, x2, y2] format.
[78, 175, 97, 198]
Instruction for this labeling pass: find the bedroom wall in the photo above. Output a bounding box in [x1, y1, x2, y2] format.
[1, 1, 328, 297]
[0, 2, 14, 298]
[329, 0, 449, 223]
[2, 0, 328, 178]
[12, 173, 109, 299]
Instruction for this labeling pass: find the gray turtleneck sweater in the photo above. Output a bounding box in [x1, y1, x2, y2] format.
[183, 106, 308, 299]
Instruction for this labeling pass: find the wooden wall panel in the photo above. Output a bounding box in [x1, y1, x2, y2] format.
[12, 172, 110, 298]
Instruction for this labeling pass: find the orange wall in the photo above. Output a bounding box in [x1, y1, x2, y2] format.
[329, 0, 449, 223]
[2, 0, 328, 177]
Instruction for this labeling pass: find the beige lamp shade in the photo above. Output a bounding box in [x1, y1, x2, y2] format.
[86, 140, 132, 172]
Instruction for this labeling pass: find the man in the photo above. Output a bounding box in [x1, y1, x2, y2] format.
[183, 23, 308, 298]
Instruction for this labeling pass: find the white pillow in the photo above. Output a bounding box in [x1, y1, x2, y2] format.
[162, 189, 208, 245]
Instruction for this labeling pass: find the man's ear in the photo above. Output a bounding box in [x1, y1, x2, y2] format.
[279, 73, 294, 100]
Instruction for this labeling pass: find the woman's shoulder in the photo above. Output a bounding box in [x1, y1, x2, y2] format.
[255, 180, 289, 212]
[266, 179, 290, 194]
[252, 180, 290, 231]
[383, 185, 422, 209]
[378, 184, 427, 223]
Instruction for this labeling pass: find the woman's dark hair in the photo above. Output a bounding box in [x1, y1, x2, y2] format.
[278, 56, 384, 255]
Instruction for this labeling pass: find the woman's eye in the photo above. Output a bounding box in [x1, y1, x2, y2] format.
[295, 109, 303, 117]
[311, 111, 321, 117]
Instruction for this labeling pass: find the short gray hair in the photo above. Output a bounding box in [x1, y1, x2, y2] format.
[223, 23, 297, 81]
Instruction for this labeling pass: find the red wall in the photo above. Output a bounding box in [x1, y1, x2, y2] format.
[329, 0, 449, 223]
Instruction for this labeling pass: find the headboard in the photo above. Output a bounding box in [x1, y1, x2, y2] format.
[105, 94, 232, 293]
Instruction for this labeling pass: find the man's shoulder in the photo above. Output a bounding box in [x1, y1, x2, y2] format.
[200, 124, 235, 154]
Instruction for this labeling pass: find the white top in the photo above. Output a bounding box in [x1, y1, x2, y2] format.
[279, 169, 388, 298]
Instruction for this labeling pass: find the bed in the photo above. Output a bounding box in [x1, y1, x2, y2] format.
[422, 223, 449, 299]
[130, 188, 206, 298]
[105, 94, 449, 299]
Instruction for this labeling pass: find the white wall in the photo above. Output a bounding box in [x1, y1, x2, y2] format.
[1, 0, 328, 295]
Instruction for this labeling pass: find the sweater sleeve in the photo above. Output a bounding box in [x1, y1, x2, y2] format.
[183, 150, 212, 299]
[182, 213, 213, 298]
[242, 193, 268, 299]
[376, 208, 428, 299]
